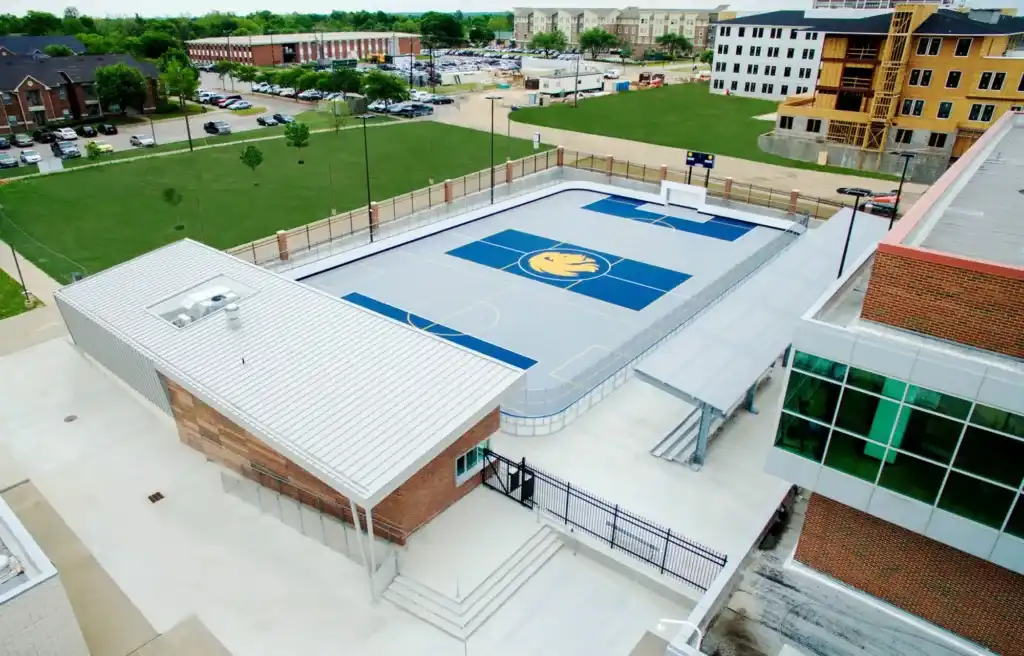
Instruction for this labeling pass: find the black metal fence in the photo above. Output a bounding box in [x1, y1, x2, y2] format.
[482, 449, 727, 592]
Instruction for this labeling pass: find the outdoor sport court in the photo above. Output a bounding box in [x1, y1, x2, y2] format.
[301, 187, 789, 417]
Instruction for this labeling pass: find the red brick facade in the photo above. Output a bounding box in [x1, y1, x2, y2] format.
[187, 34, 420, 66]
[1, 75, 158, 135]
[796, 494, 1024, 655]
[162, 375, 499, 545]
[861, 249, 1024, 358]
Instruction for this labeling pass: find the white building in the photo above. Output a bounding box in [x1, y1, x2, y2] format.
[710, 12, 825, 101]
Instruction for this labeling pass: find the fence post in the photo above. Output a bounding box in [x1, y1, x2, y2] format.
[659, 164, 668, 181]
[610, 504, 620, 550]
[564, 482, 571, 524]
[250, 242, 256, 264]
[788, 189, 799, 215]
[605, 154, 614, 179]
[660, 529, 671, 574]
[723, 177, 733, 201]
[276, 230, 289, 261]
[506, 158, 513, 185]
[444, 179, 453, 204]
[556, 146, 565, 167]
[369, 202, 380, 234]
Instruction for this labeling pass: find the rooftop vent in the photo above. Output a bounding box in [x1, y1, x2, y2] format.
[149, 275, 255, 328]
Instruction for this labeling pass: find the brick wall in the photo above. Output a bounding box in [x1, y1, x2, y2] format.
[397, 36, 421, 55]
[861, 250, 1024, 358]
[162, 375, 499, 544]
[796, 494, 1024, 655]
[251, 44, 284, 67]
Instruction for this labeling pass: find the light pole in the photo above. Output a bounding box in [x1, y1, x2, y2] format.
[836, 187, 873, 279]
[889, 151, 916, 230]
[486, 95, 502, 204]
[0, 206, 29, 303]
[358, 114, 374, 242]
[573, 52, 580, 108]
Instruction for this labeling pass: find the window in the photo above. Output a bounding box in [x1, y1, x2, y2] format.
[733, 63, 740, 73]
[1019, 72, 1024, 91]
[762, 83, 774, 94]
[894, 128, 913, 144]
[730, 80, 737, 91]
[780, 84, 789, 95]
[937, 101, 952, 119]
[780, 115, 794, 129]
[713, 79, 724, 90]
[917, 37, 941, 56]
[784, 66, 791, 77]
[715, 61, 724, 71]
[992, 72, 1005, 90]
[799, 67, 813, 79]
[978, 71, 993, 90]
[945, 70, 961, 88]
[805, 32, 818, 40]
[938, 472, 1015, 529]
[954, 37, 972, 57]
[953, 426, 1024, 488]
[747, 64, 754, 74]
[58, 87, 66, 100]
[969, 103, 996, 122]
[753, 27, 764, 38]
[1, 91, 11, 105]
[802, 48, 812, 59]
[7, 116, 16, 126]
[770, 28, 782, 39]
[744, 81, 755, 92]
[971, 404, 1024, 439]
[766, 65, 776, 76]
[790, 29, 798, 39]
[738, 27, 745, 37]
[825, 430, 883, 483]
[717, 44, 728, 55]
[806, 118, 822, 133]
[900, 99, 924, 116]
[775, 412, 829, 462]
[928, 132, 947, 148]
[908, 68, 931, 87]
[751, 46, 761, 56]
[768, 47, 779, 58]
[787, 47, 795, 58]
[719, 26, 730, 37]
[455, 438, 490, 483]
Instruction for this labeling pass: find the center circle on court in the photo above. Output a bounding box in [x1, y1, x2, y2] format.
[517, 248, 611, 283]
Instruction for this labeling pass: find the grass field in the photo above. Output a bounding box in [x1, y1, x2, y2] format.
[0, 269, 38, 319]
[511, 84, 897, 180]
[0, 121, 547, 282]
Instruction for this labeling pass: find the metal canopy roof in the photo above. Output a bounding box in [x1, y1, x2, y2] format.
[55, 240, 523, 507]
[635, 209, 890, 414]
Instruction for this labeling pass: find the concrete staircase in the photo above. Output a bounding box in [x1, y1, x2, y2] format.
[383, 526, 562, 639]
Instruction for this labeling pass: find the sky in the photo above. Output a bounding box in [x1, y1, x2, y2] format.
[6, 0, 1023, 21]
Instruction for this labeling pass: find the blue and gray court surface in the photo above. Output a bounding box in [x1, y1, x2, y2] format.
[302, 189, 783, 413]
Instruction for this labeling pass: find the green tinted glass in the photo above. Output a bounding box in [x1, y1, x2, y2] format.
[952, 426, 1024, 488]
[894, 406, 964, 465]
[834, 388, 901, 444]
[783, 371, 841, 424]
[1005, 497, 1024, 539]
[792, 351, 847, 382]
[905, 385, 971, 420]
[970, 404, 1024, 439]
[877, 451, 946, 504]
[824, 431, 883, 482]
[938, 471, 1016, 529]
[775, 411, 829, 463]
[846, 367, 906, 400]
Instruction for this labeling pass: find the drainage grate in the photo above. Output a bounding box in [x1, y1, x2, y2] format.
[148, 492, 165, 504]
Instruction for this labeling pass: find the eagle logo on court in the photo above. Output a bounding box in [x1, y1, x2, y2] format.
[528, 251, 602, 278]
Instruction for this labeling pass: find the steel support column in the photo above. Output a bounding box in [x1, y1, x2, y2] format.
[349, 499, 371, 578]
[782, 344, 792, 367]
[366, 506, 378, 601]
[745, 385, 759, 415]
[690, 403, 714, 471]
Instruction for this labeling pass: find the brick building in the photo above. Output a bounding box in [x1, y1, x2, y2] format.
[53, 240, 523, 593]
[185, 32, 421, 67]
[766, 110, 1024, 655]
[0, 54, 158, 135]
[0, 35, 84, 58]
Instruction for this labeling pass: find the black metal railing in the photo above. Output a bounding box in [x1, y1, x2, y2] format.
[482, 449, 727, 592]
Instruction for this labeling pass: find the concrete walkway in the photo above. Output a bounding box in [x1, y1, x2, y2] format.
[0, 238, 62, 306]
[436, 90, 929, 205]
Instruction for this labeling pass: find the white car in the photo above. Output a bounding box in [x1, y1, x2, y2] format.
[19, 149, 41, 164]
[55, 127, 77, 140]
[367, 100, 388, 112]
[277, 87, 296, 97]
[251, 83, 266, 92]
[603, 68, 621, 79]
[227, 100, 252, 110]
[129, 134, 155, 147]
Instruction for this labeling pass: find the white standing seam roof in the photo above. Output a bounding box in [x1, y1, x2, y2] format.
[55, 240, 523, 506]
[635, 209, 890, 414]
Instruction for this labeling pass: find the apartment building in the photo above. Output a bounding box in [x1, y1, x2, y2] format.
[760, 6, 1024, 182]
[0, 54, 159, 135]
[814, 0, 953, 8]
[710, 12, 827, 101]
[765, 110, 1024, 656]
[185, 32, 421, 67]
[0, 36, 84, 58]
[513, 6, 728, 56]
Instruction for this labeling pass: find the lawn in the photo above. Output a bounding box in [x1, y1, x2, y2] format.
[0, 268, 39, 319]
[0, 121, 547, 282]
[511, 84, 897, 180]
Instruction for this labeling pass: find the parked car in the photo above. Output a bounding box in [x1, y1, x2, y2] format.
[0, 153, 17, 169]
[859, 200, 896, 218]
[129, 134, 156, 147]
[227, 100, 252, 110]
[203, 121, 231, 135]
[251, 83, 267, 93]
[277, 87, 296, 97]
[386, 102, 411, 114]
[216, 95, 242, 108]
[256, 116, 278, 127]
[55, 127, 78, 140]
[297, 90, 322, 100]
[0, 137, 8, 150]
[428, 95, 454, 105]
[603, 68, 621, 79]
[272, 113, 295, 124]
[396, 103, 433, 118]
[203, 93, 225, 105]
[97, 124, 118, 135]
[88, 140, 114, 153]
[12, 134, 33, 147]
[33, 129, 57, 144]
[51, 141, 81, 159]
[19, 149, 41, 164]
[367, 100, 388, 112]
[75, 125, 98, 137]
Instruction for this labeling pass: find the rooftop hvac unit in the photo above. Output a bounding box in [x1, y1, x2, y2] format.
[181, 285, 239, 320]
[172, 314, 193, 328]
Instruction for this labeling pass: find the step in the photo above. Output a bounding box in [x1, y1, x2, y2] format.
[383, 527, 562, 640]
[651, 409, 700, 459]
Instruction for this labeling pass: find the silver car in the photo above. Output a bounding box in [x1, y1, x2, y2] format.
[19, 149, 41, 163]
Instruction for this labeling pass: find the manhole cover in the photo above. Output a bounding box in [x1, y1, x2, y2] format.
[63, 415, 77, 423]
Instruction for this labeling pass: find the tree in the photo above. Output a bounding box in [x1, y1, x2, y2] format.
[212, 60, 235, 88]
[578, 28, 617, 60]
[95, 63, 147, 115]
[162, 187, 184, 231]
[699, 49, 713, 65]
[329, 99, 350, 135]
[22, 11, 62, 36]
[138, 30, 178, 59]
[360, 70, 409, 104]
[297, 70, 321, 91]
[85, 140, 103, 162]
[233, 65, 259, 84]
[160, 59, 199, 151]
[239, 145, 264, 183]
[487, 15, 510, 33]
[284, 121, 310, 164]
[275, 67, 304, 88]
[420, 12, 462, 45]
[529, 30, 567, 52]
[468, 25, 494, 45]
[43, 44, 75, 57]
[655, 33, 693, 59]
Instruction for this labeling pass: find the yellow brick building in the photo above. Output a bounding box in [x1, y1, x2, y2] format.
[760, 5, 1024, 181]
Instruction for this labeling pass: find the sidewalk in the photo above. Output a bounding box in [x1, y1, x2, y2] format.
[437, 91, 929, 205]
[0, 239, 62, 305]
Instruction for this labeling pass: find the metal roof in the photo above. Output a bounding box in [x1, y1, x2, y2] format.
[55, 240, 523, 507]
[635, 209, 890, 414]
[915, 113, 1024, 267]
